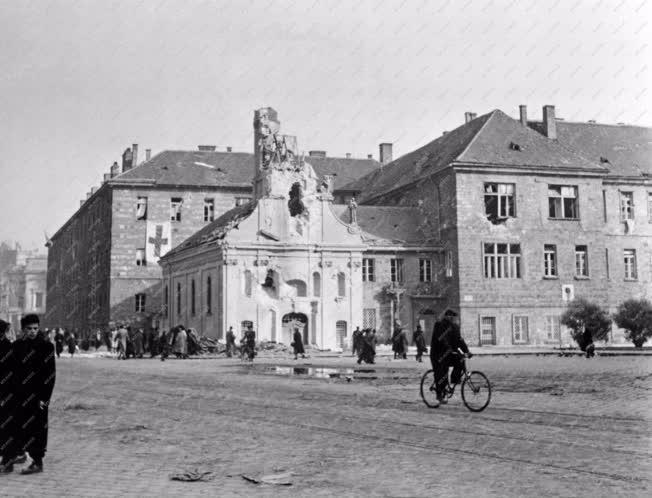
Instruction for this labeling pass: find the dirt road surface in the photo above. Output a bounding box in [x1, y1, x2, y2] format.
[2, 354, 650, 497]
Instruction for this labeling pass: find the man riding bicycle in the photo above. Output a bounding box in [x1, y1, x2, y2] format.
[430, 309, 472, 406]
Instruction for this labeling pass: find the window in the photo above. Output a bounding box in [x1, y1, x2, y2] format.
[288, 279, 307, 297]
[513, 316, 529, 344]
[362, 258, 375, 282]
[337, 273, 346, 297]
[648, 192, 652, 222]
[135, 293, 146, 313]
[543, 245, 557, 277]
[624, 249, 637, 280]
[312, 272, 321, 297]
[204, 199, 215, 222]
[136, 248, 146, 266]
[244, 270, 252, 297]
[605, 248, 610, 279]
[419, 259, 432, 282]
[480, 316, 496, 345]
[206, 276, 212, 314]
[575, 245, 589, 277]
[445, 250, 453, 278]
[390, 259, 404, 283]
[136, 197, 147, 220]
[176, 282, 182, 315]
[170, 198, 182, 222]
[191, 279, 196, 315]
[235, 197, 252, 206]
[545, 315, 560, 342]
[620, 192, 634, 221]
[484, 183, 515, 221]
[363, 308, 377, 329]
[548, 185, 578, 219]
[34, 292, 43, 309]
[483, 243, 521, 278]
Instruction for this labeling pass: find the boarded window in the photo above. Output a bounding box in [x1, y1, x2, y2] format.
[244, 270, 253, 297]
[312, 272, 321, 297]
[287, 279, 307, 297]
[337, 272, 346, 297]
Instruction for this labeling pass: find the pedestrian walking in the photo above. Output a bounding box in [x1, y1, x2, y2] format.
[11, 314, 56, 474]
[172, 325, 188, 359]
[413, 324, 427, 362]
[133, 328, 144, 359]
[159, 329, 169, 361]
[292, 327, 306, 360]
[225, 326, 236, 357]
[54, 329, 64, 358]
[351, 326, 362, 357]
[67, 332, 77, 358]
[357, 328, 377, 364]
[392, 320, 408, 359]
[241, 325, 256, 362]
[117, 324, 128, 360]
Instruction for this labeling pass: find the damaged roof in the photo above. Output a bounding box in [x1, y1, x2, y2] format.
[114, 150, 380, 190]
[345, 110, 607, 202]
[529, 120, 652, 178]
[162, 201, 257, 259]
[331, 205, 436, 245]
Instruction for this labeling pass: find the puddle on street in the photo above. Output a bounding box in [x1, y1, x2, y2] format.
[238, 365, 412, 382]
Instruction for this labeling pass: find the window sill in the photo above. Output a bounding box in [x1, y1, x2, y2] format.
[542, 276, 558, 280]
[624, 278, 638, 282]
[548, 218, 580, 221]
[574, 276, 590, 280]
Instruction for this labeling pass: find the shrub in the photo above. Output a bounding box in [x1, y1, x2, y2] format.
[561, 298, 611, 347]
[613, 298, 652, 348]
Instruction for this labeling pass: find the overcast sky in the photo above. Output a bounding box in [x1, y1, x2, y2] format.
[0, 0, 650, 250]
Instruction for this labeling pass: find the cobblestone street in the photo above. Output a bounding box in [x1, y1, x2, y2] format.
[1, 354, 651, 497]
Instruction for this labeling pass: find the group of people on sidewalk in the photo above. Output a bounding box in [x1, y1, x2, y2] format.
[352, 327, 379, 364]
[0, 315, 55, 475]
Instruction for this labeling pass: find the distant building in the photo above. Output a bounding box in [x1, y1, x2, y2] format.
[45, 141, 381, 334]
[0, 242, 47, 331]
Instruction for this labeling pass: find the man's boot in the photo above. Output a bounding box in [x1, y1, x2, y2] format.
[20, 460, 43, 475]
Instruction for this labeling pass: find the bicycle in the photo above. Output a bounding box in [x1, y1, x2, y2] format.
[420, 353, 491, 412]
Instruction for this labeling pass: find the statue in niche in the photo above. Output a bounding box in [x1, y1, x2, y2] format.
[262, 269, 275, 289]
[348, 196, 358, 225]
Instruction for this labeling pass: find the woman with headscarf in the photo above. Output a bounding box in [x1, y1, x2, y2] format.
[292, 327, 306, 360]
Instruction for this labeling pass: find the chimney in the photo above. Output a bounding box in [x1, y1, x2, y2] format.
[464, 112, 475, 123]
[110, 161, 119, 178]
[367, 154, 373, 159]
[145, 149, 151, 161]
[198, 145, 216, 152]
[103, 173, 111, 182]
[121, 148, 133, 173]
[345, 153, 351, 159]
[91, 186, 98, 195]
[132, 143, 138, 166]
[519, 105, 527, 126]
[80, 200, 85, 207]
[226, 146, 233, 152]
[308, 150, 326, 158]
[86, 191, 92, 200]
[379, 143, 393, 165]
[542, 105, 557, 139]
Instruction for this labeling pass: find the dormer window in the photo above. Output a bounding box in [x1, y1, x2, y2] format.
[509, 141, 522, 151]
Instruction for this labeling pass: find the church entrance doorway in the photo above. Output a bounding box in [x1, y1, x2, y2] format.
[281, 313, 308, 346]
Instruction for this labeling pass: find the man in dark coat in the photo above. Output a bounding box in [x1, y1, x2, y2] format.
[54, 329, 64, 358]
[0, 319, 19, 473]
[225, 327, 236, 357]
[430, 310, 470, 406]
[413, 325, 427, 362]
[292, 328, 306, 360]
[133, 328, 144, 359]
[357, 329, 377, 364]
[12, 314, 56, 474]
[392, 320, 408, 359]
[351, 327, 362, 357]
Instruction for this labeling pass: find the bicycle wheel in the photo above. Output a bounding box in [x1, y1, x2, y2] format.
[420, 369, 440, 408]
[461, 371, 491, 412]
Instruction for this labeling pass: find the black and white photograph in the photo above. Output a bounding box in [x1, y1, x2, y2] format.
[0, 0, 651, 496]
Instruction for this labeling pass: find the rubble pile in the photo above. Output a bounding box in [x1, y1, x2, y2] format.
[257, 341, 290, 353]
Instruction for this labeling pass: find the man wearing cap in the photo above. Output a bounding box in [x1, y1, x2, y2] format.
[11, 314, 56, 474]
[0, 319, 19, 473]
[430, 309, 471, 406]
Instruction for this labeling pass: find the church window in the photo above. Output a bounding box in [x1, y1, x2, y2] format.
[337, 272, 346, 297]
[484, 183, 515, 222]
[445, 250, 453, 278]
[136, 197, 147, 220]
[164, 285, 169, 317]
[136, 248, 146, 266]
[135, 293, 146, 313]
[288, 183, 305, 217]
[312, 272, 321, 297]
[287, 279, 307, 297]
[176, 282, 182, 315]
[419, 259, 432, 282]
[390, 259, 404, 283]
[206, 276, 212, 315]
[170, 198, 183, 222]
[362, 258, 375, 282]
[244, 270, 252, 297]
[191, 279, 196, 315]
